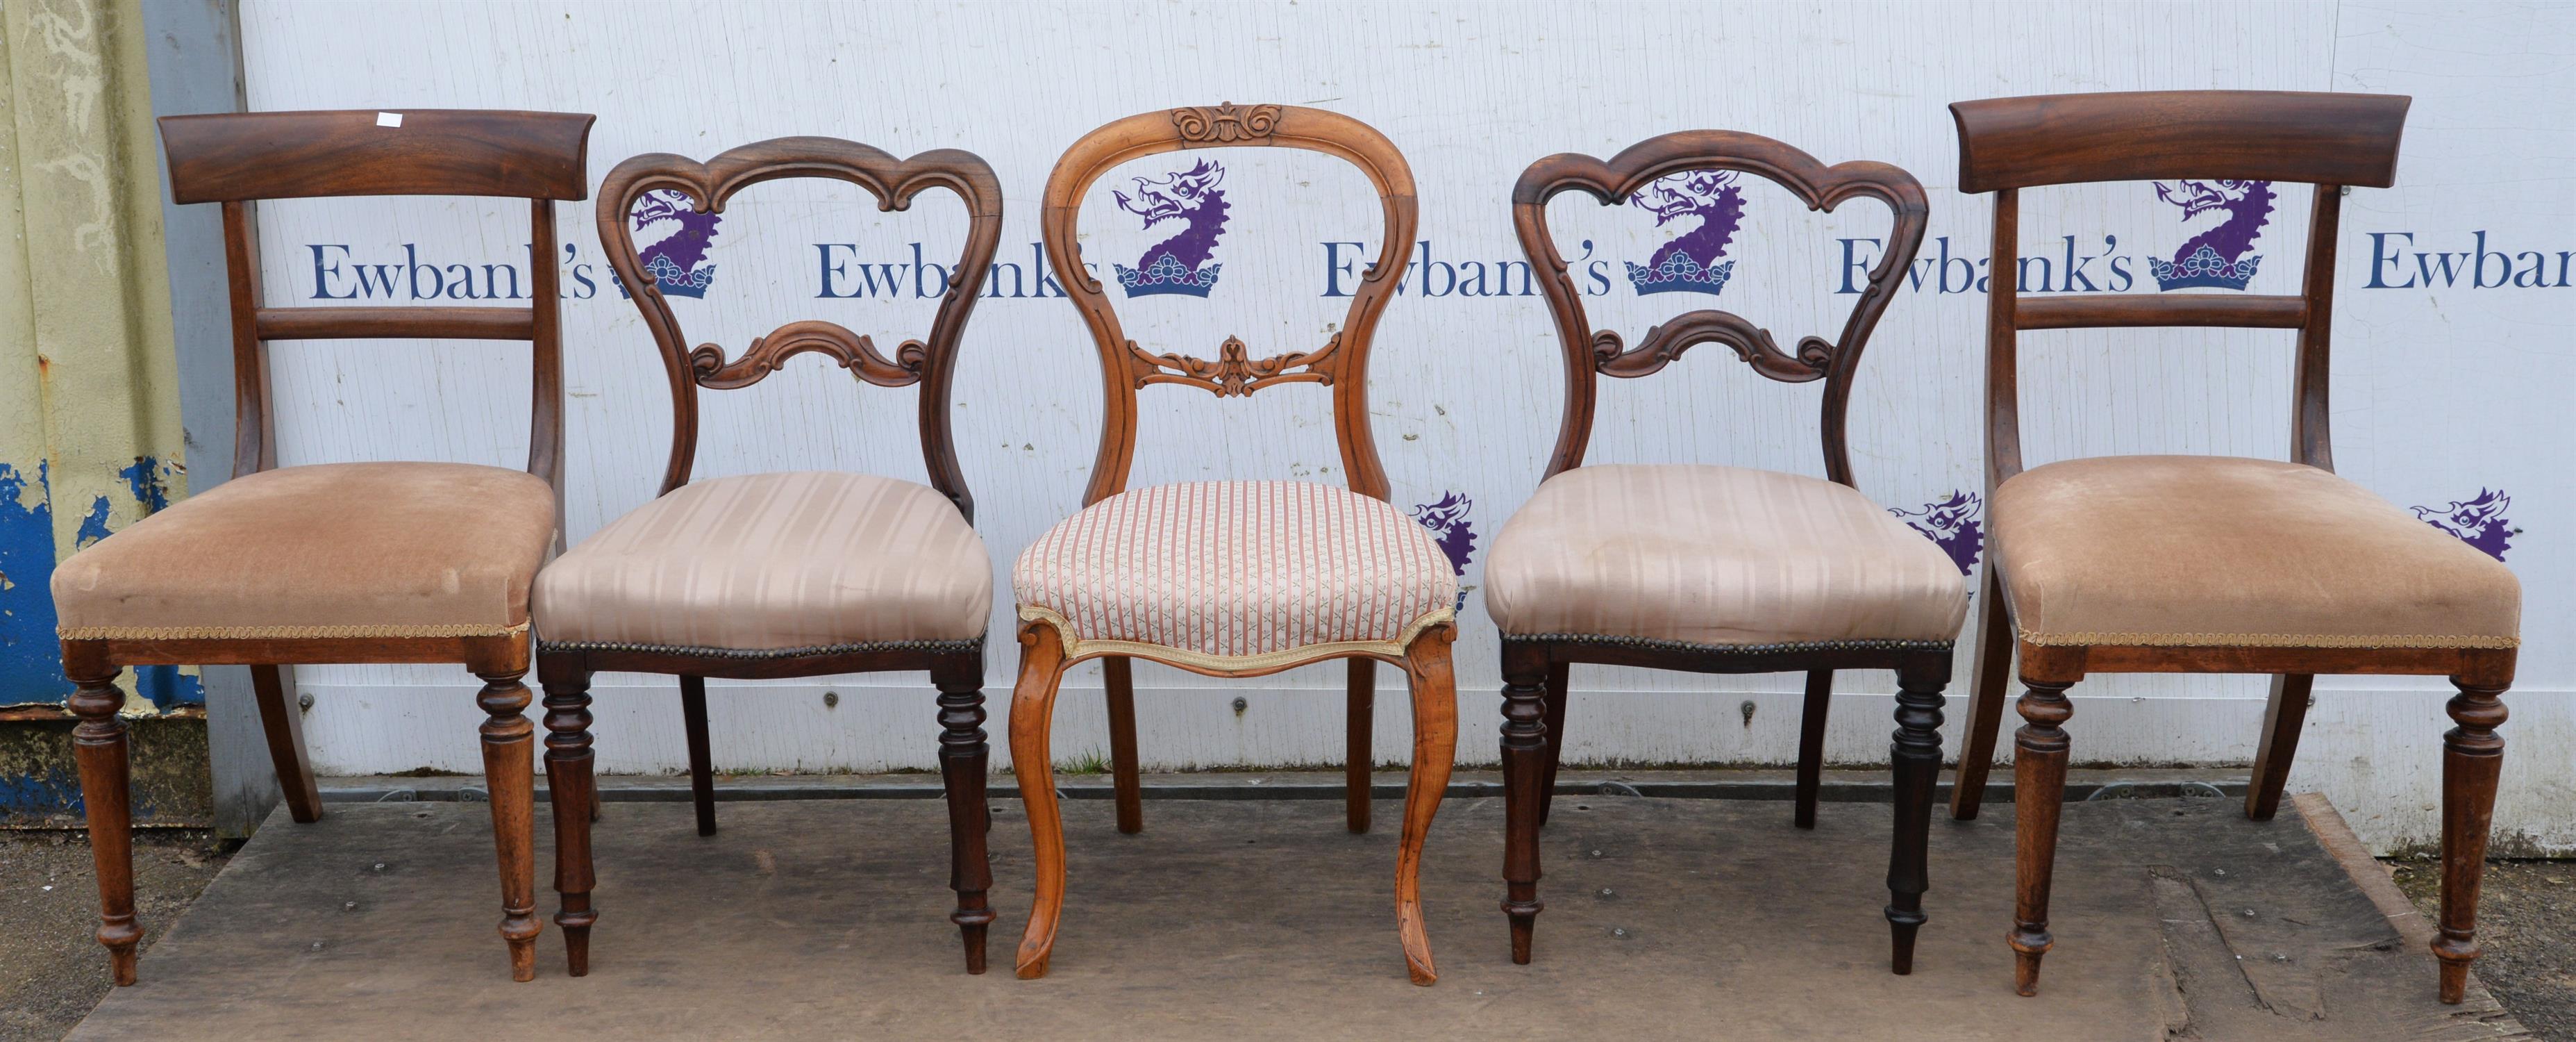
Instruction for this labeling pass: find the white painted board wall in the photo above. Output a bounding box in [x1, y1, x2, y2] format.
[230, 1, 2574, 854]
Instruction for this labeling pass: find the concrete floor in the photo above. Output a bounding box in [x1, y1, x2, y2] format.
[69, 794, 2533, 1041]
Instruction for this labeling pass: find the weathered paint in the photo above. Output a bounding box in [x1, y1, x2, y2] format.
[0, 709, 212, 827]
[0, 0, 204, 822]
[0, 464, 67, 704]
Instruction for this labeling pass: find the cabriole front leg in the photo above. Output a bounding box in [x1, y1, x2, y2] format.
[1009, 623, 1069, 979]
[1398, 627, 1459, 985]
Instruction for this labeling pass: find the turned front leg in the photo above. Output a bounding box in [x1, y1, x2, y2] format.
[1497, 642, 1549, 964]
[2008, 679, 2074, 997]
[1884, 657, 1949, 975]
[935, 655, 996, 975]
[2434, 680, 2508, 1004]
[67, 658, 142, 986]
[541, 666, 597, 976]
[477, 669, 542, 982]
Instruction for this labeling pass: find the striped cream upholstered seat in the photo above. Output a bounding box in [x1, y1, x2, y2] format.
[533, 470, 991, 653]
[1014, 480, 1457, 670]
[1484, 463, 1969, 649]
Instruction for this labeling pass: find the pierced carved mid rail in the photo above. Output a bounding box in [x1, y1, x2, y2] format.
[1134, 333, 1340, 397]
[1591, 310, 1830, 383]
[689, 320, 926, 390]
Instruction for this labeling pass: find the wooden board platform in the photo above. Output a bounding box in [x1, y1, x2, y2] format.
[72, 793, 2530, 1040]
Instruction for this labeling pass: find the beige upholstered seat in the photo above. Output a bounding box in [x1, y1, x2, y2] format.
[534, 471, 990, 652]
[1014, 480, 1457, 669]
[51, 462, 553, 640]
[1993, 456, 2519, 649]
[1484, 463, 1969, 647]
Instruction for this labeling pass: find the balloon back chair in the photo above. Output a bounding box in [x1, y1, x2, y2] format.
[1489, 132, 1962, 974]
[536, 140, 1002, 973]
[1939, 90, 2518, 1003]
[56, 109, 594, 984]
[1010, 104, 1459, 984]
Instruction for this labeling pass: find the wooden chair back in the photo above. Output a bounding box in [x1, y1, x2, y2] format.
[593, 140, 1001, 522]
[1512, 131, 1928, 485]
[1041, 104, 1417, 505]
[158, 109, 595, 488]
[1949, 90, 2409, 487]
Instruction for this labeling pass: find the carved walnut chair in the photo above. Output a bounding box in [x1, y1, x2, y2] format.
[1489, 132, 1963, 975]
[1935, 91, 2519, 1003]
[535, 140, 1003, 974]
[1010, 104, 1458, 984]
[51, 109, 594, 984]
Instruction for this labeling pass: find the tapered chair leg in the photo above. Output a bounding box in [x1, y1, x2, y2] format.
[934, 654, 996, 974]
[678, 675, 716, 837]
[1498, 640, 1548, 964]
[2245, 673, 2314, 822]
[1104, 656, 1142, 834]
[2007, 677, 2075, 996]
[540, 664, 598, 977]
[476, 668, 543, 982]
[1346, 658, 1374, 833]
[1010, 624, 1071, 979]
[2434, 678, 2508, 1004]
[249, 664, 323, 824]
[1794, 669, 1834, 829]
[1949, 565, 2015, 820]
[1398, 628, 1459, 986]
[66, 654, 142, 986]
[1536, 662, 1569, 827]
[1885, 656, 1950, 975]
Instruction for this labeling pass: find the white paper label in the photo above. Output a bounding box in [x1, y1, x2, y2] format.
[375, 112, 402, 128]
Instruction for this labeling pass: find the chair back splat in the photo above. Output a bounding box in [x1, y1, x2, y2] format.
[594, 139, 1002, 522]
[159, 109, 595, 488]
[1041, 103, 1416, 504]
[1952, 90, 2409, 483]
[1512, 131, 1928, 486]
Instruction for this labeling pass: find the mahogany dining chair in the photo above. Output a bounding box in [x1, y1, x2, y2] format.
[54, 108, 594, 984]
[535, 139, 1003, 974]
[1937, 90, 2519, 1003]
[1488, 131, 1962, 975]
[1009, 103, 1460, 984]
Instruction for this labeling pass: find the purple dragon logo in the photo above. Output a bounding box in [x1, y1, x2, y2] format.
[2148, 179, 2273, 291]
[1410, 492, 1476, 611]
[628, 188, 722, 298]
[1625, 170, 1745, 296]
[1113, 158, 1229, 297]
[2413, 489, 2516, 561]
[1891, 490, 1983, 576]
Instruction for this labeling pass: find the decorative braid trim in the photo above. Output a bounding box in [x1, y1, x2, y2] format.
[1019, 604, 1453, 673]
[2019, 629, 2518, 650]
[59, 621, 530, 640]
[537, 636, 986, 660]
[1504, 633, 1954, 655]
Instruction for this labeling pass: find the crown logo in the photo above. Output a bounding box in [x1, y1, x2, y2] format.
[1116, 252, 1222, 297]
[2148, 244, 2261, 291]
[1625, 254, 1734, 296]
